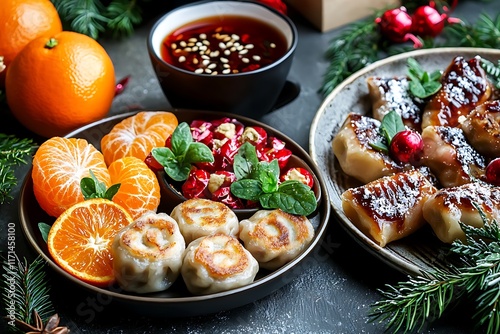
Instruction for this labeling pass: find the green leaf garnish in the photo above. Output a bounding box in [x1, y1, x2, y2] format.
[80, 169, 120, 200]
[152, 122, 214, 182]
[370, 110, 405, 153]
[230, 144, 317, 216]
[407, 57, 442, 99]
[481, 58, 500, 89]
[38, 222, 51, 243]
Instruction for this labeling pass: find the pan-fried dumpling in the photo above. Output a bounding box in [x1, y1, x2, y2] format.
[238, 209, 314, 270]
[342, 169, 437, 247]
[423, 182, 500, 244]
[422, 56, 492, 128]
[332, 113, 404, 184]
[170, 198, 239, 244]
[367, 76, 424, 131]
[112, 211, 185, 293]
[460, 100, 500, 158]
[421, 125, 485, 187]
[181, 233, 259, 295]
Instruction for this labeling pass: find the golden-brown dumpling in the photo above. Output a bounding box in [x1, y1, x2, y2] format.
[170, 198, 239, 244]
[423, 182, 500, 244]
[238, 209, 314, 270]
[112, 211, 185, 293]
[181, 233, 259, 295]
[342, 169, 437, 247]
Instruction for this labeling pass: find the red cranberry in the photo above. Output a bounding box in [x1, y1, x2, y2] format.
[485, 158, 500, 186]
[389, 130, 424, 164]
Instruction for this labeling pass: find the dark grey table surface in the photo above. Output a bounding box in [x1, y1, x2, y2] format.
[2, 1, 499, 333]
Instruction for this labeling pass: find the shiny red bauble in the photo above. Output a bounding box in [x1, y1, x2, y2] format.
[485, 158, 500, 186]
[389, 130, 424, 164]
[411, 5, 461, 37]
[376, 7, 422, 48]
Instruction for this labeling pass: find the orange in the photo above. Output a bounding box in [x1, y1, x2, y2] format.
[6, 31, 116, 138]
[32, 137, 111, 217]
[0, 0, 62, 87]
[47, 198, 133, 287]
[108, 156, 161, 220]
[101, 111, 178, 166]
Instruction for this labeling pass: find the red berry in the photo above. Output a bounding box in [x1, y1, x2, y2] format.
[485, 158, 500, 186]
[389, 130, 424, 164]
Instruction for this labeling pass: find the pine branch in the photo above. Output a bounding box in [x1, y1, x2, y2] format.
[0, 134, 36, 204]
[369, 217, 500, 334]
[106, 0, 143, 38]
[1, 255, 54, 326]
[321, 17, 380, 96]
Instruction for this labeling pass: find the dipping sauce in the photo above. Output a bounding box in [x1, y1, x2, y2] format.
[161, 15, 288, 75]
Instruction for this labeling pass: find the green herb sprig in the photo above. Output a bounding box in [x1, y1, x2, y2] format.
[152, 122, 214, 182]
[369, 212, 500, 334]
[480, 58, 500, 89]
[407, 58, 442, 99]
[230, 142, 317, 216]
[370, 110, 405, 153]
[80, 169, 120, 200]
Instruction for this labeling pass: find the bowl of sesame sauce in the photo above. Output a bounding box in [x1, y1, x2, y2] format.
[147, 0, 297, 119]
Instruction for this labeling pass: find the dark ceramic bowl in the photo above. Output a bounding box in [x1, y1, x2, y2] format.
[19, 109, 331, 317]
[147, 0, 297, 119]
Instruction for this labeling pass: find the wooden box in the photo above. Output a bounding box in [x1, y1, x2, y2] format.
[285, 0, 399, 32]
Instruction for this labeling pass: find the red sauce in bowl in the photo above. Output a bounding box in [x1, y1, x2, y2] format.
[161, 15, 288, 75]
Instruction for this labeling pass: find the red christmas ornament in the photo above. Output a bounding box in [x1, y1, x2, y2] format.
[375, 7, 422, 48]
[256, 0, 287, 15]
[411, 4, 461, 38]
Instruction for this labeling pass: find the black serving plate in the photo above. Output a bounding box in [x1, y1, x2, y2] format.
[19, 109, 331, 317]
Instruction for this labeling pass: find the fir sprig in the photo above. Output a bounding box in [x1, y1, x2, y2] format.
[1, 255, 54, 327]
[51, 0, 144, 40]
[369, 214, 500, 334]
[0, 134, 36, 204]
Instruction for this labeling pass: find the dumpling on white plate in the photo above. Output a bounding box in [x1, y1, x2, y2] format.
[342, 169, 437, 247]
[238, 209, 314, 270]
[181, 233, 259, 295]
[332, 113, 404, 184]
[170, 198, 239, 245]
[423, 182, 500, 244]
[112, 211, 185, 293]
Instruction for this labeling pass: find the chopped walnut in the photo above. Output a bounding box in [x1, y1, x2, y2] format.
[215, 122, 236, 139]
[208, 173, 226, 193]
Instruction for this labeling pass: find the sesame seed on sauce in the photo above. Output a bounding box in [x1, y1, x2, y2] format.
[161, 15, 287, 75]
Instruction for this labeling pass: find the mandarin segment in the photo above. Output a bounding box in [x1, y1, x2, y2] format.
[47, 198, 134, 287]
[32, 137, 111, 217]
[108, 156, 161, 220]
[100, 111, 178, 165]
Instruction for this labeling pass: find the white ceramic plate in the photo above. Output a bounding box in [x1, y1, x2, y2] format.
[309, 47, 500, 276]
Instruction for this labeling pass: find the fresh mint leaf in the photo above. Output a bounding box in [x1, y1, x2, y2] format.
[152, 123, 214, 182]
[380, 110, 405, 143]
[259, 180, 317, 216]
[407, 57, 442, 99]
[171, 122, 192, 156]
[184, 142, 214, 164]
[231, 179, 262, 201]
[233, 142, 260, 180]
[257, 160, 280, 193]
[38, 222, 51, 243]
[80, 169, 120, 200]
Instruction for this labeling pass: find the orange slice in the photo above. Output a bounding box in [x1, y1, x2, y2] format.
[100, 111, 178, 166]
[47, 198, 133, 287]
[108, 156, 161, 220]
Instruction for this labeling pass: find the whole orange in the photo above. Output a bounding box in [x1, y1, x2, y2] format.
[6, 31, 116, 138]
[0, 0, 62, 87]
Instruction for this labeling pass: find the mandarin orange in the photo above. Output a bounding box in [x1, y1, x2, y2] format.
[0, 0, 62, 87]
[32, 137, 111, 217]
[108, 156, 161, 220]
[47, 198, 134, 287]
[6, 31, 115, 138]
[100, 111, 178, 166]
